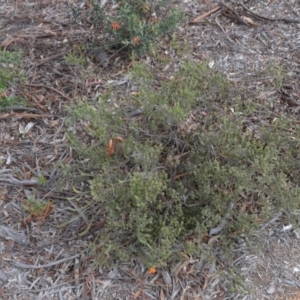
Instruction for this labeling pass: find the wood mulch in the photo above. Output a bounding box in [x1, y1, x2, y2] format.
[1, 0, 300, 299]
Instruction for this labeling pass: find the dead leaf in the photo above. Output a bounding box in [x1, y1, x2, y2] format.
[202, 275, 208, 291]
[133, 289, 142, 300]
[19, 121, 35, 134]
[0, 185, 8, 200]
[107, 139, 114, 157]
[114, 136, 124, 143]
[160, 289, 165, 300]
[49, 119, 59, 127]
[174, 259, 198, 276]
[40, 202, 54, 223]
[241, 16, 259, 26]
[0, 36, 22, 48]
[208, 234, 221, 245]
[0, 285, 8, 300]
[173, 171, 191, 180]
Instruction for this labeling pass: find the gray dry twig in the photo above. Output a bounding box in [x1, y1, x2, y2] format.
[15, 254, 80, 269]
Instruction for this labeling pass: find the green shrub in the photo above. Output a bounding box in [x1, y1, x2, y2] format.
[0, 49, 25, 107]
[66, 60, 300, 268]
[91, 0, 183, 55]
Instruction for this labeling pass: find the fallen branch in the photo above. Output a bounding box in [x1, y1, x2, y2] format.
[214, 13, 235, 44]
[22, 83, 72, 101]
[260, 212, 283, 230]
[220, 2, 249, 26]
[191, 5, 221, 23]
[0, 112, 53, 119]
[31, 49, 72, 68]
[0, 174, 38, 186]
[239, 0, 300, 23]
[15, 254, 80, 269]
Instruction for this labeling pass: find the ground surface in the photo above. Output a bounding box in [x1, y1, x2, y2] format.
[1, 0, 300, 299]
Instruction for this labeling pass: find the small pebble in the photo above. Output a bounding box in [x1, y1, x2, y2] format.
[266, 285, 276, 294]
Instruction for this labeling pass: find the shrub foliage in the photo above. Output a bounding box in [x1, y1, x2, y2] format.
[0, 49, 24, 107]
[91, 0, 183, 55]
[67, 61, 300, 267]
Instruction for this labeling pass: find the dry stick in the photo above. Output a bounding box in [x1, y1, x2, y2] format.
[14, 33, 56, 39]
[191, 5, 221, 23]
[15, 254, 80, 269]
[214, 13, 235, 44]
[0, 112, 53, 120]
[220, 1, 249, 26]
[32, 49, 71, 68]
[0, 106, 40, 113]
[238, 0, 300, 23]
[0, 175, 38, 186]
[0, 286, 7, 300]
[23, 83, 72, 101]
[260, 212, 283, 230]
[67, 198, 90, 226]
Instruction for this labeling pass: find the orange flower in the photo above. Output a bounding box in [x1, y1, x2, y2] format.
[111, 22, 121, 30]
[148, 267, 156, 275]
[132, 36, 140, 46]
